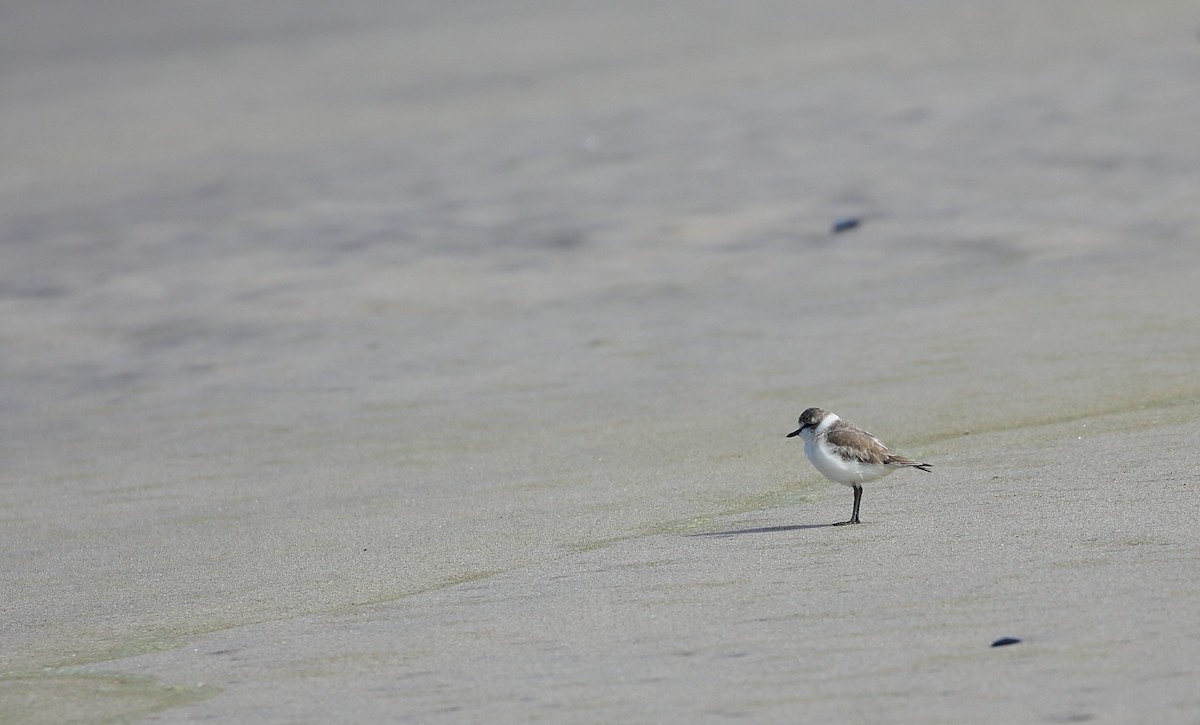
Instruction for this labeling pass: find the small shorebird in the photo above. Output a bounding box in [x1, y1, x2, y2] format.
[787, 407, 931, 525]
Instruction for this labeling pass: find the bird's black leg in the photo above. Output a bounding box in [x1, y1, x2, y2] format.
[833, 485, 863, 526]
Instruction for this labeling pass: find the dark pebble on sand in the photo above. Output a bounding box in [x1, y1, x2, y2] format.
[991, 637, 1021, 647]
[831, 217, 861, 234]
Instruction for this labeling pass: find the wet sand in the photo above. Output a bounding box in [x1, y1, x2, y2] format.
[3, 1, 1200, 721]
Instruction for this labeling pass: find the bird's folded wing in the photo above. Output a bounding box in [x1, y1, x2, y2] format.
[824, 426, 891, 465]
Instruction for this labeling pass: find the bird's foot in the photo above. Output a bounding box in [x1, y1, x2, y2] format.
[832, 519, 860, 526]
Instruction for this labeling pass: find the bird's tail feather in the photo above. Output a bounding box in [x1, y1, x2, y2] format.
[887, 455, 932, 472]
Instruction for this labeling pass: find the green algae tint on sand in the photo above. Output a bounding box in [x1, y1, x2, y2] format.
[0, 671, 218, 724]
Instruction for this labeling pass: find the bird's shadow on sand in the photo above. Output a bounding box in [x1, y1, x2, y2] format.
[688, 523, 832, 538]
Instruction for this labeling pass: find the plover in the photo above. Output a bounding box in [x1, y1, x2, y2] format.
[787, 407, 931, 525]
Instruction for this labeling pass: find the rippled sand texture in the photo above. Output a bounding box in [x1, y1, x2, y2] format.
[3, 1, 1200, 721]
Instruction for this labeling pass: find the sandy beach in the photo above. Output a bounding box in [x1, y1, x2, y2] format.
[3, 1, 1200, 721]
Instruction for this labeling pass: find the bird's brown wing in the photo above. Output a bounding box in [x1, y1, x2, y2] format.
[823, 422, 892, 465]
[825, 421, 933, 471]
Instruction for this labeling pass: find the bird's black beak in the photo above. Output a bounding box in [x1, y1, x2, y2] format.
[786, 427, 802, 438]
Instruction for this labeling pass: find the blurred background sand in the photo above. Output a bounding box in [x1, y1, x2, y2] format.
[3, 1, 1200, 721]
